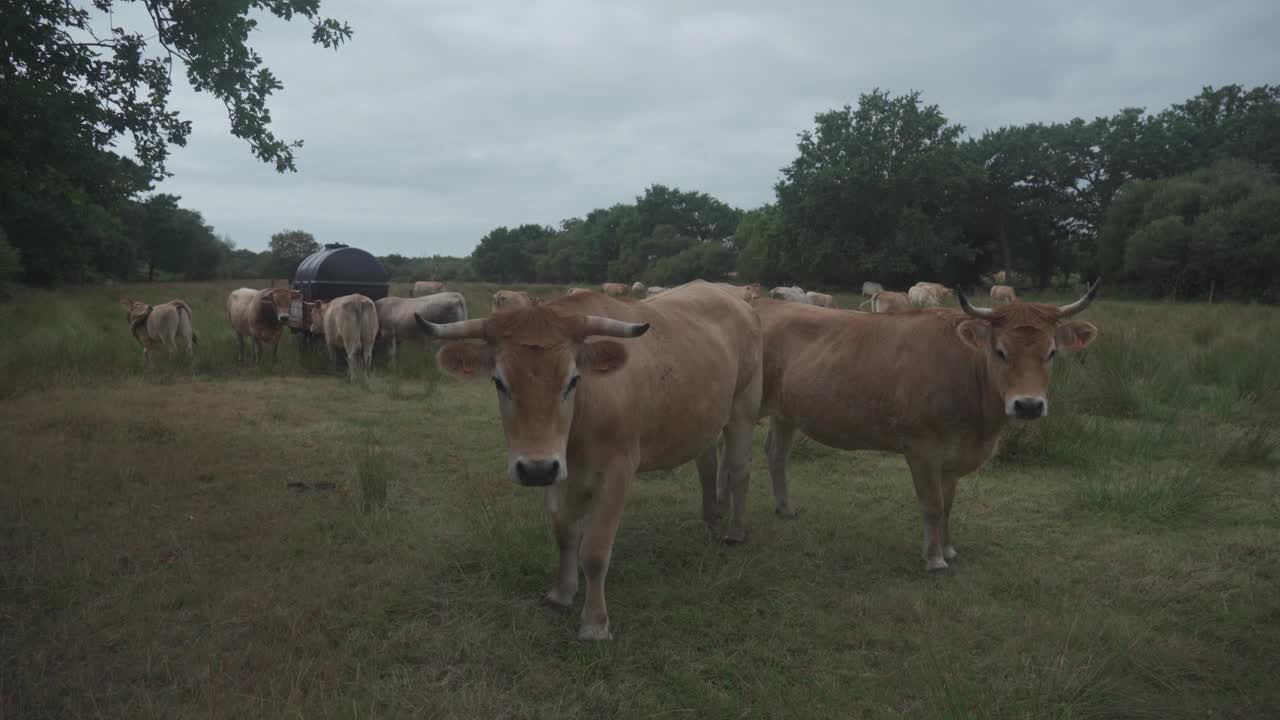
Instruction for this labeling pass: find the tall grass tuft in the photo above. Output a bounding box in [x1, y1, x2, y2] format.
[1216, 424, 1278, 469]
[1073, 467, 1212, 525]
[354, 439, 391, 514]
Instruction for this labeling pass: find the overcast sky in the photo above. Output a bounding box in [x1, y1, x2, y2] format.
[144, 0, 1278, 256]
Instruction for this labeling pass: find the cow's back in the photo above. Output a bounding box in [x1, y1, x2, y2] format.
[757, 300, 990, 459]
[557, 281, 761, 471]
[145, 302, 180, 341]
[325, 294, 377, 348]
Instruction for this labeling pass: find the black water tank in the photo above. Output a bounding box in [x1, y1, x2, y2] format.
[291, 244, 390, 302]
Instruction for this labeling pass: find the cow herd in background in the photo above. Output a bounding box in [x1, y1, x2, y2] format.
[118, 274, 1099, 641]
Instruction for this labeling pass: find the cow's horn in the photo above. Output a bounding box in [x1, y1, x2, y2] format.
[958, 289, 994, 319]
[582, 315, 649, 338]
[416, 316, 488, 339]
[1058, 277, 1101, 318]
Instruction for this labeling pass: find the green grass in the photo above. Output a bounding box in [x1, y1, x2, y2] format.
[1, 280, 1279, 718]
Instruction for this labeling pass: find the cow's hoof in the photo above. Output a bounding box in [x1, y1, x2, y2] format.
[577, 623, 612, 641]
[926, 560, 953, 575]
[775, 505, 797, 518]
[943, 545, 958, 561]
[542, 594, 573, 615]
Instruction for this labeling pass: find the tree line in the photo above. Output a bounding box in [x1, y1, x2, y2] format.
[3, 4, 1278, 300]
[464, 85, 1280, 300]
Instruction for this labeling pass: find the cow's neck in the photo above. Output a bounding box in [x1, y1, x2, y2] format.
[973, 352, 1010, 442]
[257, 301, 281, 327]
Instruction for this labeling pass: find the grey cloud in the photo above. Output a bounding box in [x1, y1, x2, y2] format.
[151, 0, 1279, 256]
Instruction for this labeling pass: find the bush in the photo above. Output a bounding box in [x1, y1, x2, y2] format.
[0, 227, 22, 297]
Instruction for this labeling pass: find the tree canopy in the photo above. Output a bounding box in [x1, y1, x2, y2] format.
[2, 12, 1278, 309]
[2, 0, 350, 285]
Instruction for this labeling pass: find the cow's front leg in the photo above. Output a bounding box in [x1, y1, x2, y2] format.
[544, 488, 584, 613]
[907, 454, 949, 573]
[578, 466, 632, 641]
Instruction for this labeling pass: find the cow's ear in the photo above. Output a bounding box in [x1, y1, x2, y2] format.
[578, 340, 628, 375]
[956, 319, 990, 351]
[437, 342, 494, 380]
[1056, 321, 1098, 353]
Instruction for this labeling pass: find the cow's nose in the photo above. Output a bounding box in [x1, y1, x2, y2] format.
[1012, 397, 1046, 419]
[514, 458, 561, 486]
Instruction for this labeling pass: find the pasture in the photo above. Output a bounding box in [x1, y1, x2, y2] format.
[2, 280, 1279, 719]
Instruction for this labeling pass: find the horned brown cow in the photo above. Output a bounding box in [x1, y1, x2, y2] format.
[991, 285, 1018, 304]
[416, 281, 762, 640]
[121, 298, 197, 367]
[755, 280, 1100, 573]
[227, 287, 300, 363]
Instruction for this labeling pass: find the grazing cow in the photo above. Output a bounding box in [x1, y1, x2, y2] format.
[412, 281, 446, 297]
[492, 289, 535, 313]
[756, 280, 1100, 573]
[227, 287, 300, 362]
[991, 285, 1018, 304]
[631, 281, 646, 296]
[770, 286, 809, 303]
[567, 288, 591, 295]
[601, 283, 629, 297]
[416, 281, 762, 640]
[120, 298, 197, 367]
[309, 294, 379, 382]
[805, 291, 835, 308]
[858, 291, 912, 313]
[375, 292, 468, 364]
[908, 284, 945, 307]
[862, 281, 884, 297]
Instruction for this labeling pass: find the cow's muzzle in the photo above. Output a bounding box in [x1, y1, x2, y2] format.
[1008, 395, 1048, 420]
[513, 457, 563, 487]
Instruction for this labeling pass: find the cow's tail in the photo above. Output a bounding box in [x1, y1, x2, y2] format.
[175, 300, 198, 346]
[857, 299, 872, 311]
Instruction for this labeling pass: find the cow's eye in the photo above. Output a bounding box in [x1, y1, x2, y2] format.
[493, 377, 509, 396]
[564, 375, 580, 399]
[1047, 348, 1057, 361]
[996, 348, 1008, 362]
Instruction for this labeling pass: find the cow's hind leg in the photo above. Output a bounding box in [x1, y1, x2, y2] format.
[907, 454, 949, 573]
[577, 465, 632, 641]
[940, 472, 961, 561]
[695, 441, 720, 527]
[720, 412, 756, 545]
[720, 357, 762, 545]
[765, 418, 798, 517]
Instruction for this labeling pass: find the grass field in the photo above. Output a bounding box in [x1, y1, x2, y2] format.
[2, 280, 1279, 719]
